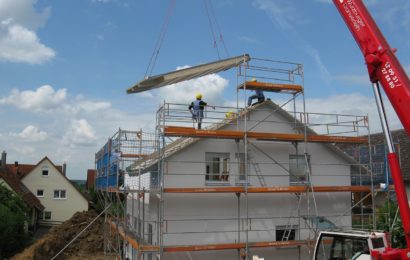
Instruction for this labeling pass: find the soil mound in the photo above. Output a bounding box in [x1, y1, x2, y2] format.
[13, 210, 107, 260]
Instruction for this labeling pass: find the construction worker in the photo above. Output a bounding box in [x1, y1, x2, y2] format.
[247, 78, 265, 106]
[189, 93, 210, 130]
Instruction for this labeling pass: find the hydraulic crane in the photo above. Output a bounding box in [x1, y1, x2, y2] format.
[314, 0, 410, 259]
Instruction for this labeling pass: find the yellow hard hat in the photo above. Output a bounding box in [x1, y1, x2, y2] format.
[251, 78, 257, 82]
[196, 93, 202, 99]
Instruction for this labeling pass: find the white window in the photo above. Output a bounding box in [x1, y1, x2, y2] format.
[289, 154, 310, 185]
[43, 211, 51, 220]
[36, 189, 44, 197]
[42, 170, 49, 176]
[205, 153, 230, 182]
[53, 189, 66, 199]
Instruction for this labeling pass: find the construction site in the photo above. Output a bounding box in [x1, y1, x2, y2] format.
[94, 55, 397, 260]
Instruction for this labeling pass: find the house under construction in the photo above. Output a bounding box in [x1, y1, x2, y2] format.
[95, 55, 393, 260]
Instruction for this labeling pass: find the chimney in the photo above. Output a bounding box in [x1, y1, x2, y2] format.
[1, 151, 6, 170]
[62, 162, 67, 177]
[14, 161, 19, 176]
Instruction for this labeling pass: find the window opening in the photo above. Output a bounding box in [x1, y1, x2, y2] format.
[205, 153, 230, 182]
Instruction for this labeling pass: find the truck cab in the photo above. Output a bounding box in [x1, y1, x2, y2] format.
[313, 231, 388, 260]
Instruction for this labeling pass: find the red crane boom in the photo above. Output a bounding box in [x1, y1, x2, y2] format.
[332, 0, 410, 258]
[333, 0, 410, 136]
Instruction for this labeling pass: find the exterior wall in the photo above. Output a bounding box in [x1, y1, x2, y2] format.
[21, 159, 88, 225]
[127, 103, 354, 259]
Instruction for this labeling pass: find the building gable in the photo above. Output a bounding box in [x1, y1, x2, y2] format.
[21, 157, 88, 204]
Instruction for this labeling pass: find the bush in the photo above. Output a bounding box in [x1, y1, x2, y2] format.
[0, 185, 31, 258]
[376, 200, 405, 248]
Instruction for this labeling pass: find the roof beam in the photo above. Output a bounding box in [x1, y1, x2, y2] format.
[127, 54, 250, 94]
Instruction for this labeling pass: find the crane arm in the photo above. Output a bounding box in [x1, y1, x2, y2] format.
[333, 0, 410, 137]
[333, 0, 410, 251]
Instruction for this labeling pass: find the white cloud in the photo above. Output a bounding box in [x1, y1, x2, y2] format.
[334, 74, 370, 86]
[0, 85, 113, 115]
[0, 24, 55, 64]
[278, 93, 402, 134]
[10, 125, 47, 142]
[90, 0, 114, 3]
[404, 65, 410, 76]
[237, 36, 262, 45]
[72, 96, 111, 113]
[155, 69, 229, 105]
[0, 83, 155, 179]
[0, 85, 67, 112]
[63, 119, 97, 146]
[253, 0, 298, 31]
[0, 0, 55, 64]
[305, 47, 332, 85]
[14, 146, 36, 156]
[253, 0, 331, 85]
[0, 0, 50, 29]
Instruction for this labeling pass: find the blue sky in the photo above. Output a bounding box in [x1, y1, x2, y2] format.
[0, 0, 409, 179]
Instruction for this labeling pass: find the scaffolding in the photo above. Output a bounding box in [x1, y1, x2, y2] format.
[95, 129, 157, 256]
[96, 57, 393, 260]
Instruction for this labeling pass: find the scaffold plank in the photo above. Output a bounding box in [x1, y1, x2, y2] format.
[121, 153, 147, 158]
[164, 186, 382, 193]
[108, 219, 140, 250]
[164, 126, 368, 144]
[108, 218, 309, 253]
[163, 240, 308, 252]
[238, 81, 303, 94]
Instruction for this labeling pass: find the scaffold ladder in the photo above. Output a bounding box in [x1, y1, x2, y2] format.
[282, 195, 303, 241]
[248, 151, 267, 187]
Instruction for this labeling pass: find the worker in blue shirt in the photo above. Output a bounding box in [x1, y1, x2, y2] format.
[189, 93, 208, 129]
[247, 78, 265, 106]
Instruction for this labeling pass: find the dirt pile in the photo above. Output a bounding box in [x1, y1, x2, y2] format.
[13, 210, 108, 260]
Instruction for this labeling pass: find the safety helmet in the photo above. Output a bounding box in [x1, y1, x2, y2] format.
[196, 93, 202, 99]
[251, 78, 257, 82]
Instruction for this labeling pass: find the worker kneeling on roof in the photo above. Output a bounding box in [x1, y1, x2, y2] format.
[189, 93, 212, 130]
[248, 78, 265, 106]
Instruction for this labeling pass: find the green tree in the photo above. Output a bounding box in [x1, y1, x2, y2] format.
[0, 185, 31, 258]
[376, 200, 405, 248]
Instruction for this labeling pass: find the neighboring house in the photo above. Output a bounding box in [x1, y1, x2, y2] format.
[0, 151, 44, 231]
[7, 157, 89, 226]
[339, 129, 410, 206]
[124, 101, 367, 260]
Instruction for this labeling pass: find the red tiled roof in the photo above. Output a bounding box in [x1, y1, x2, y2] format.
[0, 167, 44, 211]
[5, 157, 89, 207]
[7, 160, 63, 179]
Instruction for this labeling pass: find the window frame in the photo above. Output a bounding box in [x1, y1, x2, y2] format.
[43, 211, 52, 220]
[53, 189, 67, 199]
[205, 152, 230, 184]
[36, 189, 44, 197]
[235, 153, 250, 184]
[42, 170, 49, 177]
[289, 154, 311, 186]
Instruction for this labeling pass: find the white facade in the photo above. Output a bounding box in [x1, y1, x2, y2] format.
[21, 158, 88, 225]
[126, 102, 355, 260]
